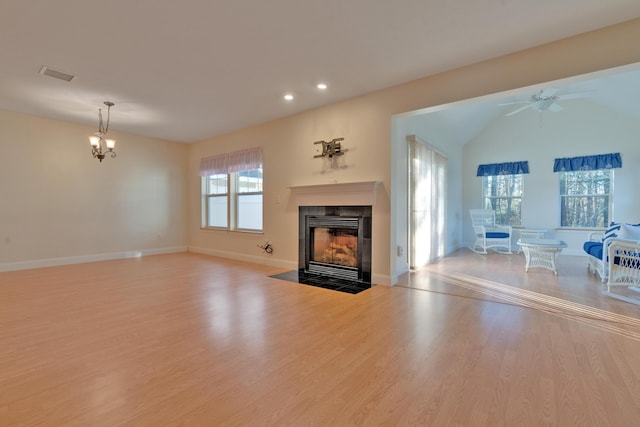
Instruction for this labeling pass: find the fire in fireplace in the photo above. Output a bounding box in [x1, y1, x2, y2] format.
[312, 227, 358, 268]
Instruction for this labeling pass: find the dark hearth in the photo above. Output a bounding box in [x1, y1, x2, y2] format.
[270, 270, 370, 294]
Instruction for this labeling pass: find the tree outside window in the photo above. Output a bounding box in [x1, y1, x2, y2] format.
[482, 174, 523, 226]
[559, 169, 612, 228]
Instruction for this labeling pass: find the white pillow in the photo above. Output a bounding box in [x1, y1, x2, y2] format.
[616, 223, 640, 241]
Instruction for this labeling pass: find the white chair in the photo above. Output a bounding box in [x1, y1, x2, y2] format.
[470, 209, 513, 254]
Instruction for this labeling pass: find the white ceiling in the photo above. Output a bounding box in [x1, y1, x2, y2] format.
[1, 0, 640, 143]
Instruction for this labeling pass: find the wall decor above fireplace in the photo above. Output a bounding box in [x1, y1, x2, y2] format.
[313, 137, 344, 158]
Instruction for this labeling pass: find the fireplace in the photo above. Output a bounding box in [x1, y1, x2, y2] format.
[299, 206, 372, 284]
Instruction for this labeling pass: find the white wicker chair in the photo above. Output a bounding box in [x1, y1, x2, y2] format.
[470, 209, 513, 254]
[604, 238, 640, 305]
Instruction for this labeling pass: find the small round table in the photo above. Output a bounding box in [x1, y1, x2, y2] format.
[517, 238, 567, 275]
[517, 229, 547, 253]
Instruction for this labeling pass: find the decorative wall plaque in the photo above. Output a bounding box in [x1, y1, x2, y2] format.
[313, 137, 344, 158]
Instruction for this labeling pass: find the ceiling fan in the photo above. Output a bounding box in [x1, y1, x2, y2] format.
[500, 88, 591, 116]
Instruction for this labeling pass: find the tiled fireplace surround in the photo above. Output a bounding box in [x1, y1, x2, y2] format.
[299, 205, 372, 284]
[289, 181, 379, 286]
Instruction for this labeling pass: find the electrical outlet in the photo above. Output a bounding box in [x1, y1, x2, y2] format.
[397, 245, 404, 257]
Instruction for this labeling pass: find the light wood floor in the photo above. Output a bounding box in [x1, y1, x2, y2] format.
[405, 249, 640, 319]
[1, 251, 639, 426]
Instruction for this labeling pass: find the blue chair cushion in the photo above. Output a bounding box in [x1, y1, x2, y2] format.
[583, 241, 603, 259]
[486, 232, 509, 239]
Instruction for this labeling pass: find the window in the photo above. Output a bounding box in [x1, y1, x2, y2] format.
[205, 174, 229, 228]
[553, 152, 621, 228]
[200, 147, 263, 232]
[477, 161, 528, 226]
[559, 169, 612, 228]
[235, 169, 263, 230]
[482, 174, 523, 226]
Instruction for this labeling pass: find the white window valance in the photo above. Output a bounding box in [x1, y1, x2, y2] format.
[199, 147, 262, 176]
[199, 153, 228, 176]
[228, 147, 263, 173]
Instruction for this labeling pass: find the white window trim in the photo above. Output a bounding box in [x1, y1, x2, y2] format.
[482, 174, 524, 226]
[558, 169, 613, 229]
[199, 147, 263, 233]
[202, 169, 263, 233]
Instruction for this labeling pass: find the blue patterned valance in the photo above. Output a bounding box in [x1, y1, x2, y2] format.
[553, 152, 622, 172]
[476, 161, 529, 176]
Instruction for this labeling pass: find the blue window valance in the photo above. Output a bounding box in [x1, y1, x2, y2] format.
[553, 152, 622, 172]
[476, 161, 529, 177]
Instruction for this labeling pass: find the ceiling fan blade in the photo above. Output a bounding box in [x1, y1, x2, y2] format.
[557, 91, 593, 100]
[547, 103, 564, 112]
[506, 105, 530, 116]
[498, 100, 530, 106]
[540, 88, 560, 97]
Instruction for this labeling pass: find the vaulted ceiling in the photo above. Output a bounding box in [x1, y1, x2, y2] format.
[1, 0, 640, 142]
[414, 67, 640, 147]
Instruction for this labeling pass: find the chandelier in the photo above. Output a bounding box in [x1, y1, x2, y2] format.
[89, 101, 116, 162]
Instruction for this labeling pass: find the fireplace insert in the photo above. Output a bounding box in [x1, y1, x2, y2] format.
[299, 206, 372, 284]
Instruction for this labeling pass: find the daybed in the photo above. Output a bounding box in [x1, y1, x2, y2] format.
[583, 222, 640, 281]
[583, 222, 640, 304]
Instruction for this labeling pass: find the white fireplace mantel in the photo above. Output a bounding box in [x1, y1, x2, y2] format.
[288, 181, 381, 207]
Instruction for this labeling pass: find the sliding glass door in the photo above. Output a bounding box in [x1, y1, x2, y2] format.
[408, 137, 447, 269]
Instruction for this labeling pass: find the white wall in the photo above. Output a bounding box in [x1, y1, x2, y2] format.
[0, 109, 189, 270]
[462, 100, 640, 255]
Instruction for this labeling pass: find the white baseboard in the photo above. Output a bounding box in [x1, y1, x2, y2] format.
[374, 274, 393, 286]
[387, 264, 408, 287]
[0, 246, 188, 272]
[188, 246, 297, 270]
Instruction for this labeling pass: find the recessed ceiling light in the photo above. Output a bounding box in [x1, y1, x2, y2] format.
[317, 83, 327, 90]
[284, 93, 294, 101]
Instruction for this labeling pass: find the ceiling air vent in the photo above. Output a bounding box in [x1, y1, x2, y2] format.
[38, 65, 76, 82]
